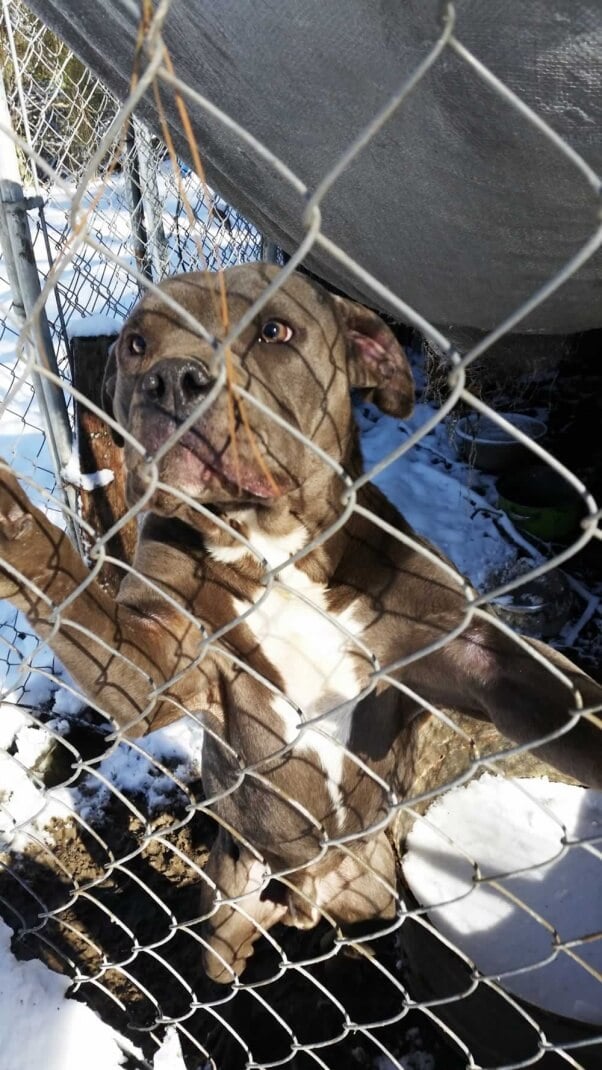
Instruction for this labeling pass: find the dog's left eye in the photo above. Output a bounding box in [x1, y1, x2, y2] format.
[259, 320, 293, 344]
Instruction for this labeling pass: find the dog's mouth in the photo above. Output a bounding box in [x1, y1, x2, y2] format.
[135, 408, 285, 503]
[180, 434, 279, 501]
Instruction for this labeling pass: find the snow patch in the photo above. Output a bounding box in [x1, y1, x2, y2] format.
[61, 450, 114, 491]
[153, 1026, 187, 1068]
[0, 917, 192, 1070]
[78, 715, 204, 821]
[0, 745, 77, 851]
[67, 314, 122, 339]
[356, 400, 522, 590]
[0, 708, 204, 843]
[0, 918, 142, 1069]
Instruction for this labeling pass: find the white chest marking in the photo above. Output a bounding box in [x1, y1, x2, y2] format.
[234, 565, 365, 812]
[208, 518, 367, 814]
[205, 513, 307, 567]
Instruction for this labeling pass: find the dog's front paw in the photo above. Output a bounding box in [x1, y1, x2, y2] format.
[0, 466, 35, 536]
[0, 463, 41, 598]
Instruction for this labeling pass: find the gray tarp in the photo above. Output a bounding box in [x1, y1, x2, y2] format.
[27, 0, 602, 333]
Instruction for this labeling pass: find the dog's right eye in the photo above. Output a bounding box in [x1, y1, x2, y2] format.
[128, 334, 146, 356]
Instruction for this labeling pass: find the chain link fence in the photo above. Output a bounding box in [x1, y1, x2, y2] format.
[0, 2, 601, 1068]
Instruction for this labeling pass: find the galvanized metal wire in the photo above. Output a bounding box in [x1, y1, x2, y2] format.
[0, 1, 600, 1068]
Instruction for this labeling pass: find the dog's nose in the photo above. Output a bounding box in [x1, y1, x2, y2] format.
[141, 358, 214, 417]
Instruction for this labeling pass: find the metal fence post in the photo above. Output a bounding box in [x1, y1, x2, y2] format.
[134, 118, 170, 280]
[125, 119, 152, 282]
[0, 69, 81, 547]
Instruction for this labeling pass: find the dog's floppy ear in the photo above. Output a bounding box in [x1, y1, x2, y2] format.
[101, 340, 124, 447]
[332, 295, 414, 417]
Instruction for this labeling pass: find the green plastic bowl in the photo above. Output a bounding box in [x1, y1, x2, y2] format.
[497, 466, 584, 540]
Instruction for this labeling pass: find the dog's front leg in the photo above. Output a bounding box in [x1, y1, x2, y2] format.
[410, 621, 602, 788]
[200, 829, 288, 984]
[0, 464, 193, 733]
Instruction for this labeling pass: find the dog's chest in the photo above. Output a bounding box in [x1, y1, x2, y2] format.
[235, 573, 364, 728]
[233, 568, 366, 812]
[209, 521, 368, 808]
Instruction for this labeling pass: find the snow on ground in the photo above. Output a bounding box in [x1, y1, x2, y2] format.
[72, 713, 205, 821]
[356, 398, 533, 591]
[403, 775, 602, 1025]
[0, 918, 143, 1070]
[0, 916, 190, 1069]
[0, 706, 205, 851]
[153, 1028, 187, 1069]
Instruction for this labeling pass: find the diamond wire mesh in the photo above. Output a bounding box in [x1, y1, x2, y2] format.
[0, 1, 600, 1068]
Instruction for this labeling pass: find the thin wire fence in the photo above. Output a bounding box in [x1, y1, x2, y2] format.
[0, 2, 600, 1069]
[0, 0, 261, 381]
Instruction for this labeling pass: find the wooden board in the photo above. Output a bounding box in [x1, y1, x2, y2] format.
[69, 334, 137, 595]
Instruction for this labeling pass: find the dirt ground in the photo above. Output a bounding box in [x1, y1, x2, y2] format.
[0, 753, 464, 1070]
[1, 709, 601, 1070]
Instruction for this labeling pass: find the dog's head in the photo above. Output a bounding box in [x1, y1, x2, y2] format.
[103, 264, 413, 515]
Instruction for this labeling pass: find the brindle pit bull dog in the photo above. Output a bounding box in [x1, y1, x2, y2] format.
[0, 264, 600, 983]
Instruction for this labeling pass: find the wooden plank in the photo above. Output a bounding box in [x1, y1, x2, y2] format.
[69, 334, 137, 596]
